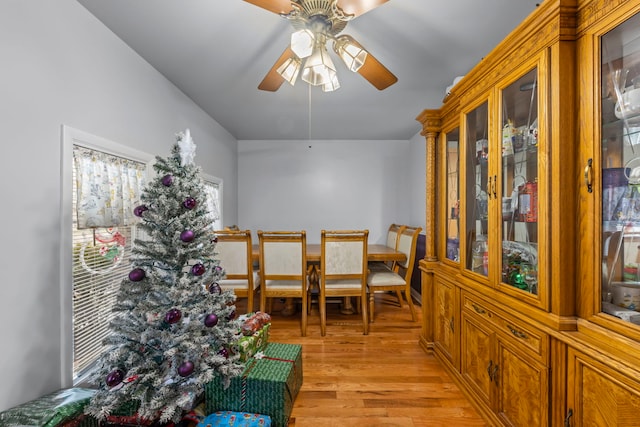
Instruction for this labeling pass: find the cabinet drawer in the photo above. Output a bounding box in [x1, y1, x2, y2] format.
[462, 292, 548, 362]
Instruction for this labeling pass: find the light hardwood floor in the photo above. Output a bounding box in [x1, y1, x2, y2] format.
[238, 293, 489, 427]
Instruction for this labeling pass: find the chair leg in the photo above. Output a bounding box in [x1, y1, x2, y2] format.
[395, 290, 404, 307]
[301, 292, 308, 337]
[320, 293, 327, 337]
[361, 293, 369, 335]
[405, 288, 417, 321]
[369, 292, 375, 323]
[247, 291, 254, 314]
[260, 289, 266, 313]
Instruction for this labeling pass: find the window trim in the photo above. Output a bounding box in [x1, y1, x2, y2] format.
[202, 172, 224, 230]
[60, 125, 153, 387]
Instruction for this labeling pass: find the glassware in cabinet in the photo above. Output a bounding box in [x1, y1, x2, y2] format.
[465, 102, 489, 276]
[601, 11, 640, 325]
[446, 127, 460, 262]
[499, 68, 539, 295]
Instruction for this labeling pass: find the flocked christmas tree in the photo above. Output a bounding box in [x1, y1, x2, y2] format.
[85, 130, 244, 423]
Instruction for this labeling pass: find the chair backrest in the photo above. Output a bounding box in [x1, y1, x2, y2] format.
[321, 230, 369, 279]
[214, 229, 253, 279]
[395, 225, 422, 276]
[386, 224, 406, 250]
[258, 231, 307, 280]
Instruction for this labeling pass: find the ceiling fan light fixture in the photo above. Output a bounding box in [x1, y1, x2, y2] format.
[291, 29, 315, 59]
[277, 56, 302, 85]
[322, 70, 340, 92]
[301, 42, 337, 86]
[334, 36, 367, 72]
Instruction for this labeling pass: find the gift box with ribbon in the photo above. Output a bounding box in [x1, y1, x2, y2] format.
[0, 388, 98, 427]
[204, 342, 302, 427]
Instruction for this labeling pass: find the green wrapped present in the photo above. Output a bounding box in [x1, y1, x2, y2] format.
[0, 388, 98, 427]
[232, 323, 270, 362]
[204, 342, 302, 427]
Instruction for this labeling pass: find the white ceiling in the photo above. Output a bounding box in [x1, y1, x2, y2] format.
[76, 0, 540, 140]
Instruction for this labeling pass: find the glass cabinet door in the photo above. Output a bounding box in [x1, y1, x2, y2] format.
[446, 127, 460, 262]
[500, 68, 539, 294]
[465, 102, 489, 276]
[601, 12, 640, 325]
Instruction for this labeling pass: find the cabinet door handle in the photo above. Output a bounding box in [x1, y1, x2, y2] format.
[507, 324, 528, 339]
[492, 364, 499, 385]
[472, 303, 486, 314]
[493, 174, 497, 198]
[487, 360, 493, 381]
[584, 158, 593, 193]
[449, 317, 454, 332]
[564, 408, 573, 427]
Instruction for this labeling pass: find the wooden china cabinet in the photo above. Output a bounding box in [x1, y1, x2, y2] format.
[417, 0, 640, 426]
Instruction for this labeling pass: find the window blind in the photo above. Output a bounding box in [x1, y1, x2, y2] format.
[72, 147, 145, 379]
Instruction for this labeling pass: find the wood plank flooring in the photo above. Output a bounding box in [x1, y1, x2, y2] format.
[238, 294, 489, 427]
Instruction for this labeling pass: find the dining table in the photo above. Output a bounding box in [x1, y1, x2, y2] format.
[251, 244, 407, 315]
[251, 243, 406, 264]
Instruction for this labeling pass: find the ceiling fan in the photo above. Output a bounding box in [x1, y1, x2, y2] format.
[244, 0, 397, 92]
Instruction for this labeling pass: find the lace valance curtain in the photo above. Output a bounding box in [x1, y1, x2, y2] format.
[73, 146, 147, 229]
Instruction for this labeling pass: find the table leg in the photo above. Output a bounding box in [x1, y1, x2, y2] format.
[341, 297, 355, 315]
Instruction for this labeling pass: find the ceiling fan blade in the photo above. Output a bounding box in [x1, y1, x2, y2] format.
[336, 0, 389, 17]
[258, 47, 295, 91]
[358, 51, 397, 90]
[243, 0, 296, 15]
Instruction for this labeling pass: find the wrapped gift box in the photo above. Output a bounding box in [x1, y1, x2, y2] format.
[0, 388, 98, 427]
[204, 342, 303, 427]
[197, 411, 271, 427]
[232, 323, 270, 362]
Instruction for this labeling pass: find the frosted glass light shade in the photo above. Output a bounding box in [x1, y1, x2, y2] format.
[334, 36, 368, 72]
[291, 29, 315, 59]
[277, 56, 301, 85]
[322, 70, 340, 92]
[301, 43, 337, 86]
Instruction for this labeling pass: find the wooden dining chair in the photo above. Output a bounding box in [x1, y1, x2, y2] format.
[370, 223, 406, 272]
[214, 229, 259, 313]
[258, 230, 309, 336]
[367, 225, 422, 322]
[319, 229, 369, 336]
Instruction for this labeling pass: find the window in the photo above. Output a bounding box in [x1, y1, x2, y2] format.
[61, 126, 153, 384]
[202, 173, 223, 231]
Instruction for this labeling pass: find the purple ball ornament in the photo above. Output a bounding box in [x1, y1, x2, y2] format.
[133, 205, 148, 218]
[183, 197, 197, 210]
[177, 361, 194, 377]
[208, 283, 222, 294]
[164, 308, 182, 324]
[227, 310, 236, 320]
[128, 268, 146, 282]
[218, 348, 229, 359]
[204, 313, 219, 327]
[180, 230, 195, 243]
[161, 174, 174, 187]
[191, 263, 205, 276]
[106, 369, 125, 388]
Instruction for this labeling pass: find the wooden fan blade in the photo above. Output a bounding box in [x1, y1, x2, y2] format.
[243, 0, 296, 15]
[336, 0, 389, 17]
[258, 47, 295, 91]
[358, 51, 397, 90]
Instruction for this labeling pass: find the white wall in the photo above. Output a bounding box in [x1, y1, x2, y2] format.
[0, 0, 238, 410]
[0, 0, 427, 412]
[238, 139, 424, 245]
